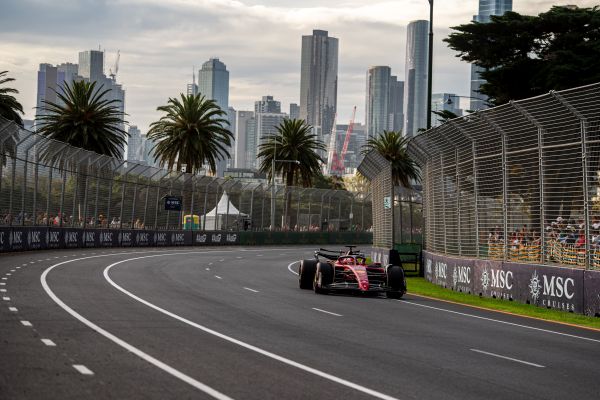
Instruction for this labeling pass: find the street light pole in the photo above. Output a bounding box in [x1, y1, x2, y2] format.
[426, 0, 434, 130]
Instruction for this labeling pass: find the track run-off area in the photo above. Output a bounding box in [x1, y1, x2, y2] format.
[1, 246, 600, 400]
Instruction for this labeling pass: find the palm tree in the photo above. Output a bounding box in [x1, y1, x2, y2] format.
[36, 80, 128, 159]
[258, 119, 325, 228]
[362, 130, 420, 188]
[147, 94, 233, 175]
[258, 118, 325, 188]
[0, 71, 24, 126]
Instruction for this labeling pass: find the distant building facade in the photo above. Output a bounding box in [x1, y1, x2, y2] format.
[403, 20, 429, 137]
[470, 0, 513, 111]
[300, 29, 338, 142]
[431, 93, 463, 127]
[126, 125, 143, 161]
[255, 96, 281, 114]
[234, 111, 255, 169]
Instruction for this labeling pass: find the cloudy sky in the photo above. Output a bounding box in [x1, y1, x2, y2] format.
[1, 0, 595, 133]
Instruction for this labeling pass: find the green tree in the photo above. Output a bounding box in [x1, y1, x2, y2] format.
[445, 6, 600, 105]
[362, 131, 420, 188]
[258, 118, 325, 188]
[148, 93, 233, 175]
[0, 71, 24, 126]
[432, 110, 459, 125]
[36, 80, 128, 158]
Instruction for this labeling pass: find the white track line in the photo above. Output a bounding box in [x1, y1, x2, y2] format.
[41, 253, 234, 400]
[8, 307, 18, 312]
[3, 297, 10, 301]
[0, 289, 6, 293]
[400, 300, 600, 344]
[41, 339, 56, 347]
[470, 349, 545, 368]
[215, 275, 223, 280]
[103, 253, 400, 400]
[0, 282, 6, 285]
[72, 364, 94, 375]
[312, 308, 342, 317]
[287, 261, 299, 276]
[21, 320, 32, 327]
[243, 287, 259, 293]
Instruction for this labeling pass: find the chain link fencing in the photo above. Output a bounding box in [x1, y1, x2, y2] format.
[0, 116, 372, 238]
[407, 82, 600, 270]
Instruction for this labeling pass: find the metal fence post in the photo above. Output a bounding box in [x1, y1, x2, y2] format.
[143, 169, 162, 229]
[440, 155, 447, 254]
[456, 148, 461, 256]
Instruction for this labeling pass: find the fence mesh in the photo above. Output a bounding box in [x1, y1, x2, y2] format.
[0, 117, 371, 234]
[407, 82, 600, 270]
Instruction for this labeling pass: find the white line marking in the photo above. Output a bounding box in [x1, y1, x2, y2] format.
[470, 349, 545, 368]
[30, 261, 35, 263]
[1, 277, 7, 280]
[21, 320, 32, 327]
[37, 260, 43, 262]
[206, 268, 211, 271]
[208, 262, 213, 266]
[9, 307, 18, 312]
[54, 257, 59, 259]
[312, 308, 343, 317]
[243, 287, 259, 293]
[41, 338, 56, 347]
[16, 267, 21, 269]
[2, 297, 10, 301]
[10, 269, 15, 272]
[41, 255, 235, 400]
[0, 289, 6, 292]
[219, 259, 224, 262]
[287, 261, 299, 276]
[236, 256, 243, 259]
[46, 258, 51, 261]
[102, 253, 400, 400]
[215, 275, 223, 280]
[256, 254, 263, 257]
[400, 300, 600, 344]
[6, 273, 11, 276]
[72, 364, 94, 375]
[0, 282, 5, 285]
[22, 263, 28, 266]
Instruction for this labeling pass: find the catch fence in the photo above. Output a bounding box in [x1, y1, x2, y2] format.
[0, 116, 371, 235]
[407, 82, 600, 270]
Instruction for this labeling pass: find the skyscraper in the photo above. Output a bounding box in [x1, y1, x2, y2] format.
[289, 103, 300, 120]
[388, 76, 404, 132]
[127, 125, 143, 161]
[300, 29, 338, 141]
[198, 58, 230, 176]
[36, 64, 58, 121]
[78, 50, 104, 83]
[403, 20, 429, 137]
[470, 0, 512, 110]
[255, 96, 281, 114]
[234, 111, 255, 169]
[365, 66, 391, 138]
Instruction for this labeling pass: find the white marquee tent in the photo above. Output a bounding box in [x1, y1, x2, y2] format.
[201, 191, 248, 230]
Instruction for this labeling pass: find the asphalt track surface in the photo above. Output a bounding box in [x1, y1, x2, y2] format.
[1, 246, 600, 400]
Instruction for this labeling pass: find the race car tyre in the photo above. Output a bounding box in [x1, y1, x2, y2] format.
[299, 259, 318, 289]
[313, 262, 334, 294]
[386, 265, 406, 299]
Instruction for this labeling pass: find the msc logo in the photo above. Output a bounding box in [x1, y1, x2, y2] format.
[425, 259, 432, 275]
[136, 232, 150, 244]
[171, 233, 185, 243]
[434, 261, 447, 280]
[529, 270, 575, 301]
[27, 230, 43, 246]
[154, 233, 167, 243]
[0, 231, 4, 245]
[482, 268, 513, 291]
[65, 231, 78, 244]
[84, 231, 95, 243]
[101, 232, 113, 243]
[452, 265, 471, 286]
[48, 231, 60, 244]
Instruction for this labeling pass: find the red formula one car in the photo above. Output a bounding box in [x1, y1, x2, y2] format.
[298, 246, 406, 298]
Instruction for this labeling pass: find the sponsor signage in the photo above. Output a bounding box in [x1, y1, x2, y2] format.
[0, 228, 9, 252]
[134, 230, 153, 247]
[83, 230, 99, 248]
[63, 229, 82, 248]
[164, 196, 182, 211]
[168, 231, 191, 246]
[119, 230, 135, 247]
[584, 270, 600, 317]
[47, 228, 62, 249]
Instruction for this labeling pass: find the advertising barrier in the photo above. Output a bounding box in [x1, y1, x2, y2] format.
[0, 227, 371, 252]
[423, 251, 596, 316]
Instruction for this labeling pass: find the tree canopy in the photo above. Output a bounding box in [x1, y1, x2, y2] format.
[0, 71, 24, 126]
[445, 6, 600, 105]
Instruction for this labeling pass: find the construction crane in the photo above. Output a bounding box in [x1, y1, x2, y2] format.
[332, 106, 357, 175]
[109, 50, 120, 82]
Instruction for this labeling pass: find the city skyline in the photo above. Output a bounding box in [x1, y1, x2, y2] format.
[1, 0, 591, 135]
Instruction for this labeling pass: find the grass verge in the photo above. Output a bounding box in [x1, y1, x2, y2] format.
[406, 277, 600, 331]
